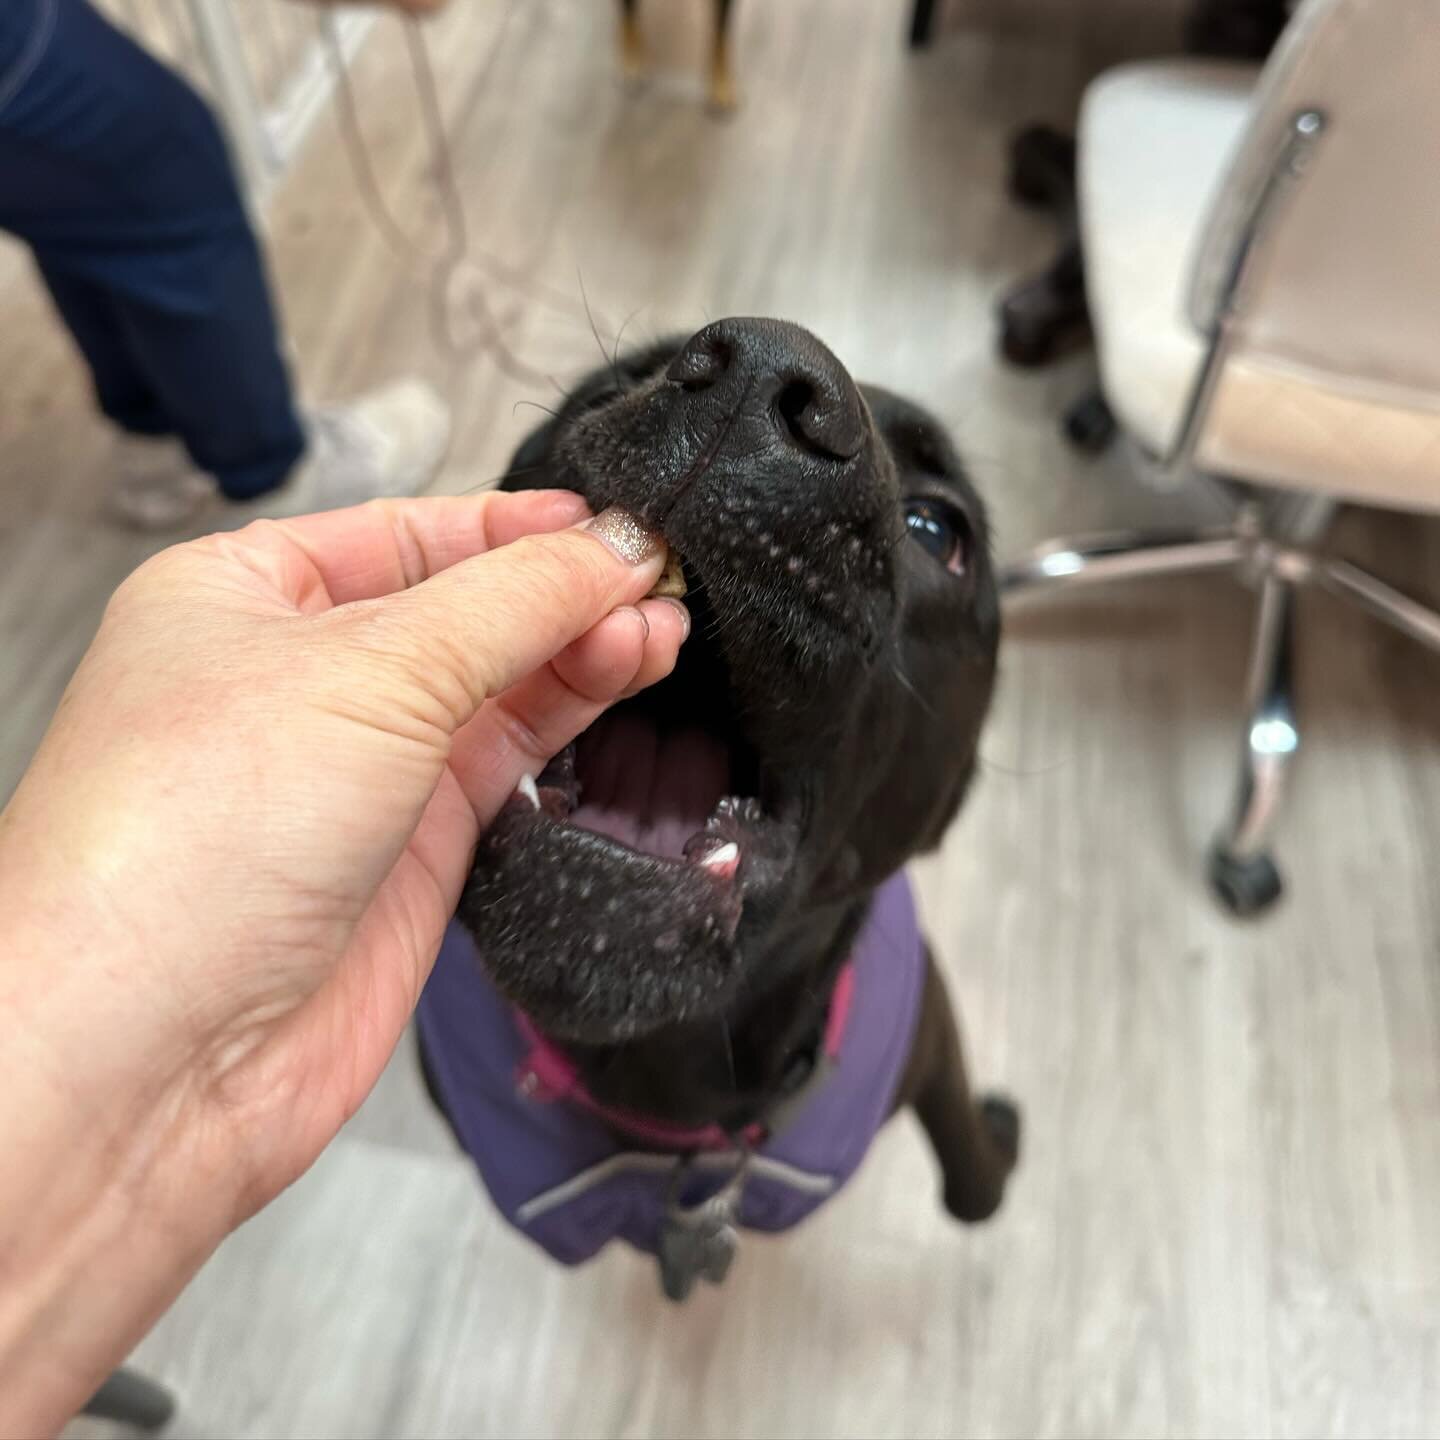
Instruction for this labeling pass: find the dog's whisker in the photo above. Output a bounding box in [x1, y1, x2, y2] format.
[449, 460, 548, 498]
[890, 653, 939, 722]
[577, 269, 623, 395]
[611, 305, 647, 385]
[718, 1018, 736, 1092]
[977, 750, 1069, 780]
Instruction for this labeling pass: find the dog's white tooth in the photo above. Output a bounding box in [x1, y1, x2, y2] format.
[516, 773, 541, 810]
[700, 841, 740, 875]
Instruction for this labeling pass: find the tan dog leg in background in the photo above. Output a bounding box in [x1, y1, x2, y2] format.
[708, 0, 737, 112]
[617, 0, 646, 79]
[615, 0, 737, 112]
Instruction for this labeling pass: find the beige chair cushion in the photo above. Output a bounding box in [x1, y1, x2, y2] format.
[1079, 59, 1440, 514]
[1080, 61, 1254, 455]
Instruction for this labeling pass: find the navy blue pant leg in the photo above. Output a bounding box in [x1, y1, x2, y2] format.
[0, 0, 305, 497]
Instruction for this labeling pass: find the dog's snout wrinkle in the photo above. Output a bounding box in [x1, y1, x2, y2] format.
[647, 378, 754, 527]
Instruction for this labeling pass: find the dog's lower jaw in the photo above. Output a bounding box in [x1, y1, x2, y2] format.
[460, 802, 744, 1045]
[559, 889, 873, 1130]
[460, 757, 805, 1046]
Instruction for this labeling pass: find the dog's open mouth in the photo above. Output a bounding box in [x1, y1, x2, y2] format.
[534, 711, 755, 893]
[460, 564, 799, 1041]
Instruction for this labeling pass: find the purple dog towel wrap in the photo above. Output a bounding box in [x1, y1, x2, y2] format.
[416, 869, 924, 1266]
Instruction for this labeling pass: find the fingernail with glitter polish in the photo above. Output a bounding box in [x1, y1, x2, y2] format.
[585, 507, 665, 566]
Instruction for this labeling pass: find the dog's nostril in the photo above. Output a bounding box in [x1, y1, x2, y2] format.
[667, 332, 732, 391]
[776, 381, 816, 445]
[775, 378, 856, 461]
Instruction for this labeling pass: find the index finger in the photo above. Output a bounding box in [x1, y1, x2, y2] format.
[235, 491, 592, 610]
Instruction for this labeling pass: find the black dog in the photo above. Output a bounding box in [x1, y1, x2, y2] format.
[418, 318, 1017, 1297]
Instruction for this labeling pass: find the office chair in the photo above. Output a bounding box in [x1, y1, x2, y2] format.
[1001, 0, 1440, 917]
[993, 3, 1291, 457]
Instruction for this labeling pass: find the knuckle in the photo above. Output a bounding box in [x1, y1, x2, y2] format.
[325, 601, 477, 735]
[490, 696, 553, 767]
[369, 498, 430, 589]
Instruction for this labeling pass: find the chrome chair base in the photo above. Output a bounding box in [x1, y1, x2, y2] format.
[1001, 505, 1440, 917]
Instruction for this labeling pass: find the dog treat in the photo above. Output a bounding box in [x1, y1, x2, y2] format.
[648, 547, 688, 600]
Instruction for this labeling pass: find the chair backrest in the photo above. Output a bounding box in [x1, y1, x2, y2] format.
[1188, 0, 1440, 408]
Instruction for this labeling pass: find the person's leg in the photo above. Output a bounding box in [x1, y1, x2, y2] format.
[104, 240, 307, 500]
[0, 0, 304, 498]
[32, 257, 169, 437]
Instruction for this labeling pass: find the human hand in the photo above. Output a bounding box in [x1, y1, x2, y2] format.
[0, 495, 684, 1433]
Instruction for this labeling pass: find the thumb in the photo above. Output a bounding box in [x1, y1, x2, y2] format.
[334, 507, 668, 733]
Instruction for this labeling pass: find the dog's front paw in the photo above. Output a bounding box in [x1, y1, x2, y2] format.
[979, 1093, 1021, 1170]
[940, 1095, 1021, 1224]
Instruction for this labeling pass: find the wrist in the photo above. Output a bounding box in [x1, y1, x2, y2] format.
[0, 840, 236, 1434]
[0, 1016, 228, 1436]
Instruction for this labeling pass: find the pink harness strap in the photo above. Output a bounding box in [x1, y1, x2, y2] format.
[514, 960, 857, 1153]
[822, 963, 856, 1058]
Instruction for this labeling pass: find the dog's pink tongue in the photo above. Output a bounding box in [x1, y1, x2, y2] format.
[572, 713, 730, 859]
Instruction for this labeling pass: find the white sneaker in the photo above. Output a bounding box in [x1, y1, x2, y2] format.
[105, 380, 450, 532]
[239, 379, 451, 522]
[107, 434, 219, 532]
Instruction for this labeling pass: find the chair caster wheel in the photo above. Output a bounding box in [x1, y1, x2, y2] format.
[1000, 304, 1060, 366]
[998, 283, 1090, 368]
[1208, 845, 1283, 918]
[1008, 125, 1076, 209]
[1063, 391, 1116, 452]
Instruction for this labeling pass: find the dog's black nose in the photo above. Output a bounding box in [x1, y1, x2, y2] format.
[666, 318, 866, 461]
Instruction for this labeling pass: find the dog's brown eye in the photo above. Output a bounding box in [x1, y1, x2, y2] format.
[904, 499, 970, 575]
